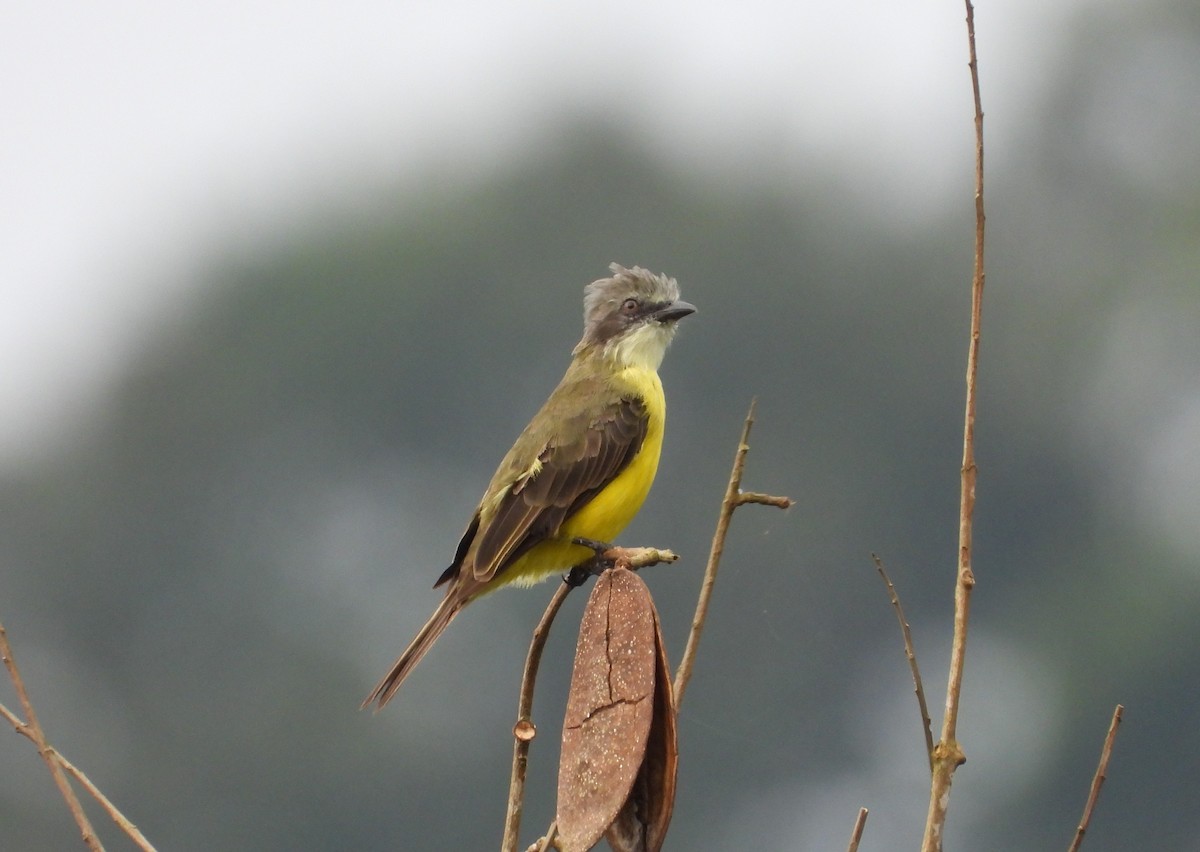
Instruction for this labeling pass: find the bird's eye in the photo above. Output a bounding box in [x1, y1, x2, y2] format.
[621, 298, 640, 315]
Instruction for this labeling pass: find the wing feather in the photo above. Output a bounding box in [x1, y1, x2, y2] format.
[468, 394, 648, 582]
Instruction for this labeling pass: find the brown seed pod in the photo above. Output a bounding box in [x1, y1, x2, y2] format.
[556, 567, 677, 852]
[603, 587, 677, 852]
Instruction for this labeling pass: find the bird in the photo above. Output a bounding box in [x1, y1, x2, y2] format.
[362, 263, 695, 710]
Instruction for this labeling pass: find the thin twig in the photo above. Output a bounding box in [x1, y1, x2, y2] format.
[0, 698, 28, 733]
[845, 807, 869, 852]
[921, 3, 986, 849]
[737, 492, 793, 509]
[501, 582, 573, 852]
[1, 620, 104, 851]
[673, 399, 793, 707]
[1067, 704, 1124, 852]
[872, 554, 934, 769]
[53, 749, 157, 851]
[603, 547, 679, 572]
[1, 700, 156, 851]
[531, 820, 559, 851]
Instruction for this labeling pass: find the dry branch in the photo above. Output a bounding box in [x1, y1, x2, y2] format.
[673, 399, 793, 707]
[921, 2, 987, 849]
[0, 704, 158, 852]
[502, 582, 573, 852]
[1067, 704, 1124, 852]
[872, 554, 934, 769]
[845, 807, 869, 852]
[530, 823, 559, 851]
[1, 620, 104, 851]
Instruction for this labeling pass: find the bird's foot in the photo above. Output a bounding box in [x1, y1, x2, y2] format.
[564, 537, 617, 586]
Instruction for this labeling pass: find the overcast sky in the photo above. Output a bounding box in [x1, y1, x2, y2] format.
[2, 0, 1096, 466]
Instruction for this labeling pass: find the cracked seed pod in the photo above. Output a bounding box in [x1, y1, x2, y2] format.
[556, 567, 677, 852]
[603, 588, 677, 852]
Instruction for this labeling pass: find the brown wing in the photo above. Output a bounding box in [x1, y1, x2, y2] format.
[465, 394, 648, 583]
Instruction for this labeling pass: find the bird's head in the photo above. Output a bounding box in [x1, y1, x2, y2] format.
[575, 263, 696, 369]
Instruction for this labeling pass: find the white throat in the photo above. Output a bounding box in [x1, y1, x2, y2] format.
[602, 322, 675, 371]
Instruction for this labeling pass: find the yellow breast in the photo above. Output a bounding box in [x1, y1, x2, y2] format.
[562, 366, 665, 541]
[505, 365, 666, 586]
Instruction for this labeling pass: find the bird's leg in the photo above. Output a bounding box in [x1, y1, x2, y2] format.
[563, 537, 616, 586]
[572, 537, 614, 557]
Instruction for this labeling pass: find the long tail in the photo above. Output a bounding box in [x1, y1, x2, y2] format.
[362, 591, 464, 711]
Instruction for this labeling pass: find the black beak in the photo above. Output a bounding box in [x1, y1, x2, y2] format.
[651, 300, 697, 323]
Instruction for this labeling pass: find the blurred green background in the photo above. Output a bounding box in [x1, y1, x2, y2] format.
[3, 1, 1198, 849]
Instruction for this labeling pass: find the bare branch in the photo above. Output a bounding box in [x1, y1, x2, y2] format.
[673, 399, 792, 707]
[54, 749, 156, 851]
[1, 620, 104, 851]
[2, 699, 156, 851]
[604, 547, 679, 572]
[846, 807, 869, 852]
[0, 699, 29, 737]
[1067, 705, 1124, 852]
[922, 2, 986, 848]
[530, 821, 559, 851]
[501, 582, 574, 852]
[872, 554, 934, 769]
[736, 492, 794, 510]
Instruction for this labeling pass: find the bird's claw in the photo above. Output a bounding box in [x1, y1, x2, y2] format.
[563, 537, 617, 586]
